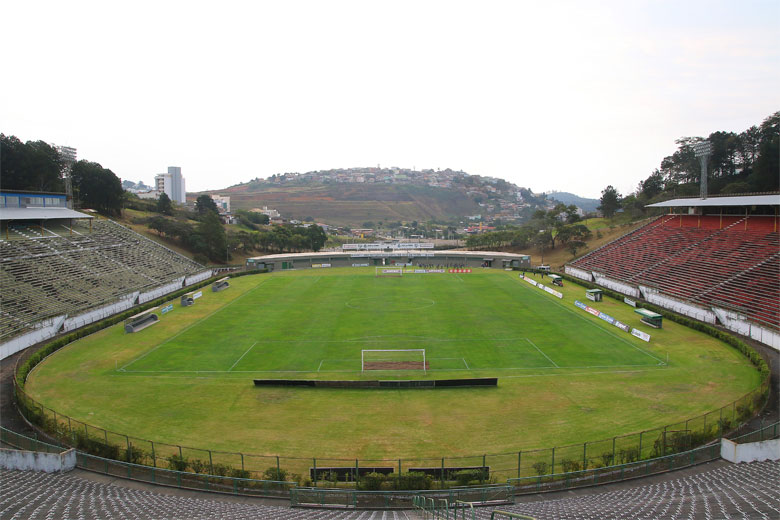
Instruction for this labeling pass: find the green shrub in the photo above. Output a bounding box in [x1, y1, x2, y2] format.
[560, 458, 581, 473]
[453, 469, 486, 486]
[167, 455, 188, 472]
[600, 452, 614, 467]
[190, 459, 208, 474]
[358, 472, 386, 490]
[389, 472, 433, 490]
[229, 468, 251, 479]
[531, 461, 548, 476]
[263, 466, 289, 481]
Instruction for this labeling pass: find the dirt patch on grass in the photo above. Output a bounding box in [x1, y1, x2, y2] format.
[363, 361, 430, 371]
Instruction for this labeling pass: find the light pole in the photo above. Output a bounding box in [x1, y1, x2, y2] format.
[694, 140, 713, 199]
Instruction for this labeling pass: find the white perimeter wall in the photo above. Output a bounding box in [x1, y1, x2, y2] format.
[185, 270, 213, 286]
[62, 292, 139, 333]
[0, 316, 66, 360]
[593, 272, 640, 298]
[639, 286, 716, 324]
[0, 448, 76, 472]
[138, 277, 185, 304]
[713, 307, 780, 351]
[2, 271, 215, 361]
[565, 265, 593, 282]
[721, 438, 780, 463]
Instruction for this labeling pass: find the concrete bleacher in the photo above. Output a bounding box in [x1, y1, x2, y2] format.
[0, 219, 204, 341]
[2, 461, 778, 519]
[570, 215, 780, 329]
[0, 469, 413, 520]
[492, 460, 780, 520]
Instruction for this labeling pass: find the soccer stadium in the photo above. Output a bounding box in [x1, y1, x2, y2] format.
[1, 188, 778, 519]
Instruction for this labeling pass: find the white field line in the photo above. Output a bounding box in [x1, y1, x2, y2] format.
[510, 276, 666, 365]
[229, 342, 258, 371]
[119, 363, 668, 374]
[119, 276, 275, 371]
[244, 337, 528, 344]
[525, 338, 559, 368]
[501, 368, 660, 379]
[112, 366, 669, 379]
[317, 359, 324, 372]
[462, 358, 470, 369]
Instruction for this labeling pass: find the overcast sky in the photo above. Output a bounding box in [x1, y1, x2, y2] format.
[2, 1, 778, 199]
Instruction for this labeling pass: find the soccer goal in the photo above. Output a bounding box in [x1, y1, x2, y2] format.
[362, 349, 427, 372]
[375, 267, 403, 277]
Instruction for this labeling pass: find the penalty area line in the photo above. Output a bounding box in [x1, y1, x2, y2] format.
[228, 342, 258, 372]
[120, 277, 274, 371]
[526, 338, 559, 368]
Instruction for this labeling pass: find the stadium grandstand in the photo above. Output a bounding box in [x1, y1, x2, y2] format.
[1, 460, 778, 519]
[566, 194, 780, 350]
[0, 191, 211, 358]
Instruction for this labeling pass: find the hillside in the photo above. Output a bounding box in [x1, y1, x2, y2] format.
[211, 184, 479, 226]
[546, 191, 600, 213]
[200, 167, 551, 226]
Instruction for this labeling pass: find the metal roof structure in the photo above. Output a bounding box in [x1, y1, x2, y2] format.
[0, 207, 93, 221]
[646, 194, 780, 208]
[247, 250, 530, 261]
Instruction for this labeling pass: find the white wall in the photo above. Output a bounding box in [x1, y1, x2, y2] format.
[593, 273, 640, 298]
[565, 265, 593, 282]
[0, 448, 76, 472]
[638, 286, 716, 324]
[721, 438, 780, 463]
[62, 292, 139, 333]
[0, 316, 66, 361]
[185, 270, 213, 286]
[138, 277, 185, 304]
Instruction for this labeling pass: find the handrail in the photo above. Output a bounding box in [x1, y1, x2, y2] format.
[454, 500, 477, 520]
[491, 511, 537, 520]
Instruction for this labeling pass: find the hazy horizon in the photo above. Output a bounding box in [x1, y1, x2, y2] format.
[2, 0, 778, 199]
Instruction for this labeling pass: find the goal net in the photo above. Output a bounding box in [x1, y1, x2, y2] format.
[375, 267, 403, 277]
[361, 349, 427, 372]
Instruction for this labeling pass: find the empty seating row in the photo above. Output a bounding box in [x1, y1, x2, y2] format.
[571, 215, 780, 328]
[0, 219, 205, 341]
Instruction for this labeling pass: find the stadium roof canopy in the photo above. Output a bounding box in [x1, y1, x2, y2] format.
[0, 207, 93, 221]
[646, 194, 780, 208]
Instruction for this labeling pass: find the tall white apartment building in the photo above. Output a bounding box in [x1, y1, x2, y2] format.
[155, 166, 186, 204]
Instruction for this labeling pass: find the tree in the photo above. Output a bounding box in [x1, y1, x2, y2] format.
[598, 185, 621, 218]
[306, 225, 328, 251]
[0, 134, 64, 192]
[637, 170, 664, 201]
[70, 160, 124, 215]
[195, 194, 218, 217]
[156, 192, 173, 215]
[198, 211, 228, 262]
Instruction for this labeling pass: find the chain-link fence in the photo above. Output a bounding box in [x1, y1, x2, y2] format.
[14, 376, 769, 489]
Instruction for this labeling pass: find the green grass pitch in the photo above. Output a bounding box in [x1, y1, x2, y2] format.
[27, 268, 761, 475]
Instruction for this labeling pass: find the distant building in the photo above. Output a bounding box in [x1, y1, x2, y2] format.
[155, 167, 186, 204]
[253, 206, 280, 218]
[136, 190, 160, 200]
[53, 145, 77, 163]
[211, 195, 230, 213]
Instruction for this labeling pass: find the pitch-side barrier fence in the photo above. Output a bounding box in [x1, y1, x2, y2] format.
[3, 422, 777, 509]
[507, 420, 778, 494]
[13, 376, 768, 488]
[0, 426, 296, 497]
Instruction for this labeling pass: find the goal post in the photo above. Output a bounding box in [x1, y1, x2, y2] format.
[361, 349, 426, 372]
[375, 267, 403, 277]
